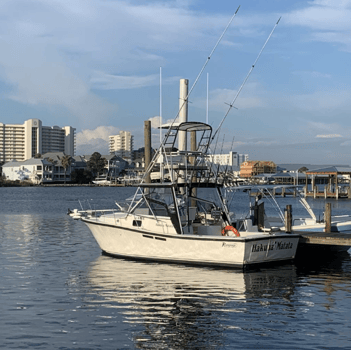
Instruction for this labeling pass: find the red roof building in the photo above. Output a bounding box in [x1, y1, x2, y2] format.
[240, 161, 277, 178]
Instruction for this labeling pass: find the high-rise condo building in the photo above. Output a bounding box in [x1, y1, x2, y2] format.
[0, 118, 75, 162]
[109, 131, 134, 162]
[211, 151, 249, 169]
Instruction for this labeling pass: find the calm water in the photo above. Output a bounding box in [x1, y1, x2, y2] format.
[1, 187, 351, 349]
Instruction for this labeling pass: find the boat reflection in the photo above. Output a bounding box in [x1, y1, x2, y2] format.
[87, 256, 298, 349]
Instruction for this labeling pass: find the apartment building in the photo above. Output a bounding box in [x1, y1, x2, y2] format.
[0, 119, 75, 162]
[211, 151, 249, 170]
[109, 131, 134, 162]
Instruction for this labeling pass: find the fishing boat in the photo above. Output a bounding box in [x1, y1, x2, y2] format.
[69, 120, 299, 268]
[68, 13, 299, 268]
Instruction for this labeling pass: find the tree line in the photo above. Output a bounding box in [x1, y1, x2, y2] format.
[68, 152, 108, 184]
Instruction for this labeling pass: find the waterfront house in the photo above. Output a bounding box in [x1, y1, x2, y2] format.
[2, 158, 55, 184]
[2, 152, 78, 184]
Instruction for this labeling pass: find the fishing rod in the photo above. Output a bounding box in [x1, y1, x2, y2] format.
[212, 17, 281, 142]
[143, 6, 241, 179]
[163, 6, 241, 140]
[174, 6, 241, 127]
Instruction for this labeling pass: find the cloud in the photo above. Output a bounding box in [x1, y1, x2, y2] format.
[285, 0, 351, 30]
[91, 71, 180, 90]
[148, 116, 162, 129]
[76, 125, 120, 155]
[292, 71, 332, 79]
[193, 83, 265, 113]
[231, 136, 351, 164]
[0, 1, 121, 127]
[233, 139, 279, 148]
[304, 122, 351, 141]
[307, 121, 342, 131]
[0, 0, 262, 129]
[285, 0, 351, 49]
[91, 72, 160, 90]
[3, 59, 116, 126]
[315, 134, 343, 138]
[275, 90, 351, 114]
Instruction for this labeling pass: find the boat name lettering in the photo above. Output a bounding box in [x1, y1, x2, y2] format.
[222, 243, 236, 248]
[251, 241, 293, 253]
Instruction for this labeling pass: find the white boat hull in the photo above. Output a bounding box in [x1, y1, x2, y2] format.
[93, 180, 112, 185]
[83, 217, 299, 268]
[292, 222, 351, 233]
[267, 216, 351, 233]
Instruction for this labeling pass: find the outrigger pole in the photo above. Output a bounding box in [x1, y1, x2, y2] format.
[142, 6, 241, 182]
[212, 17, 281, 141]
[126, 8, 241, 217]
[175, 5, 241, 129]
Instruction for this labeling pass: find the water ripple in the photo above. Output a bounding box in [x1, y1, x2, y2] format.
[1, 188, 351, 349]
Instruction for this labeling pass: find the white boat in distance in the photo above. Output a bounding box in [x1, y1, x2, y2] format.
[69, 121, 299, 268]
[285, 196, 351, 233]
[226, 184, 351, 233]
[93, 174, 112, 186]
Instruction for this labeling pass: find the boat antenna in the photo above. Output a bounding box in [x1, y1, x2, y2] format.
[159, 66, 163, 181]
[206, 72, 209, 124]
[160, 67, 162, 144]
[212, 16, 281, 141]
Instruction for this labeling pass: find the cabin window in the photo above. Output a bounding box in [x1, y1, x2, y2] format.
[132, 220, 142, 227]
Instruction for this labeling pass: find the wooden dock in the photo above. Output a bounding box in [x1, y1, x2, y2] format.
[298, 231, 351, 248]
[293, 231, 351, 265]
[295, 231, 351, 262]
[281, 203, 351, 252]
[305, 191, 351, 199]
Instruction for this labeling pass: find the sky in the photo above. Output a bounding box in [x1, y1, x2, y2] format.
[1, 0, 351, 165]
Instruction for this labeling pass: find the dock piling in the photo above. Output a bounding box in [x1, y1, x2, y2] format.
[285, 204, 292, 233]
[325, 202, 331, 233]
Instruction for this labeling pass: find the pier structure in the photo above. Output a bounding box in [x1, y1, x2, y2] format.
[286, 202, 351, 252]
[304, 167, 351, 200]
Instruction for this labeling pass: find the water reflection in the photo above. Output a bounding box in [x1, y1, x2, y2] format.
[1, 205, 351, 349]
[296, 253, 351, 313]
[86, 256, 298, 349]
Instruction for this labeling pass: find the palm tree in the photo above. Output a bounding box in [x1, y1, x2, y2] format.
[61, 155, 72, 184]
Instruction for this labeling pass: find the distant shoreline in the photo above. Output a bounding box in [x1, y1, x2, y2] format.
[0, 181, 127, 187]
